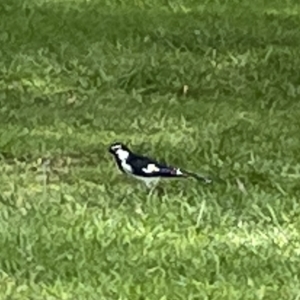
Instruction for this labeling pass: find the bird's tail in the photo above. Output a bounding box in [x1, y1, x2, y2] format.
[182, 170, 212, 184]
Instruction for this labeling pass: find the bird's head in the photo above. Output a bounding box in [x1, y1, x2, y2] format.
[108, 142, 131, 160]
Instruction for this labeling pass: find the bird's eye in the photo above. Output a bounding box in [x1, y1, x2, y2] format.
[111, 145, 121, 151]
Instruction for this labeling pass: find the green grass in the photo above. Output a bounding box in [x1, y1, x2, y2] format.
[1, 0, 300, 298]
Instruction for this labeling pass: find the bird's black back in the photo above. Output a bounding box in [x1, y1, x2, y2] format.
[127, 153, 176, 177]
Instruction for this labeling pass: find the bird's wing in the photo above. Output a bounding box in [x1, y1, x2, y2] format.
[128, 154, 212, 183]
[128, 154, 186, 177]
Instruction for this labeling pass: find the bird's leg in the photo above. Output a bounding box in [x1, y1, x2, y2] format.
[147, 178, 160, 197]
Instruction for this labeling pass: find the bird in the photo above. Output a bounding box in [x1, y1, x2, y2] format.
[108, 142, 212, 189]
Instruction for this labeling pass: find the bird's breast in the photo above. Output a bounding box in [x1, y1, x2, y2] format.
[121, 161, 133, 174]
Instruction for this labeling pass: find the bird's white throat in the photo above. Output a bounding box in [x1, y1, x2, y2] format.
[115, 149, 133, 174]
[115, 149, 130, 160]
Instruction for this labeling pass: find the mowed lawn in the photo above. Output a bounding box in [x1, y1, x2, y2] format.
[1, 0, 300, 298]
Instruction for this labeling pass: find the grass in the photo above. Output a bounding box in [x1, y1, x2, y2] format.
[1, 0, 300, 298]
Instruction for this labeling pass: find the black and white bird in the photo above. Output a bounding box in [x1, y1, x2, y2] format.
[108, 142, 212, 189]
